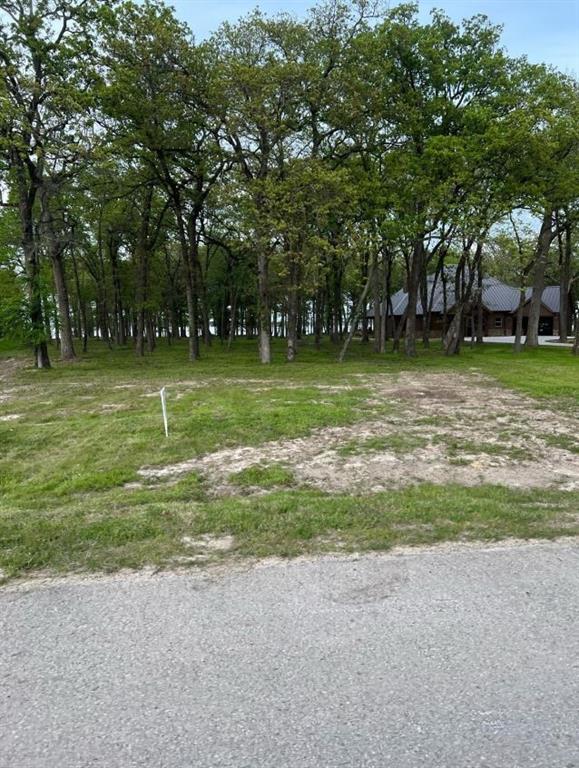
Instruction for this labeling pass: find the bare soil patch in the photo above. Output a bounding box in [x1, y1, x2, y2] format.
[139, 371, 579, 494]
[181, 534, 235, 551]
[0, 357, 28, 403]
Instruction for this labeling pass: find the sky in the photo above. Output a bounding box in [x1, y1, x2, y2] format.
[171, 0, 579, 75]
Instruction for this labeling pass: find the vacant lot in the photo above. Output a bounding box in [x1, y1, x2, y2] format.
[140, 370, 579, 494]
[1, 338, 578, 581]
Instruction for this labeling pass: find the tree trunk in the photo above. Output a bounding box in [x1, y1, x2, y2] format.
[559, 218, 571, 344]
[109, 235, 126, 346]
[146, 314, 156, 354]
[372, 251, 381, 353]
[26, 243, 50, 369]
[52, 292, 60, 347]
[441, 270, 449, 337]
[443, 243, 482, 355]
[196, 257, 212, 347]
[330, 255, 343, 344]
[134, 188, 153, 357]
[526, 209, 555, 348]
[50, 250, 76, 361]
[227, 291, 237, 350]
[476, 264, 484, 344]
[71, 243, 88, 352]
[421, 269, 431, 349]
[40, 186, 76, 361]
[404, 237, 424, 357]
[444, 310, 464, 356]
[13, 157, 50, 368]
[165, 310, 172, 345]
[380, 249, 392, 354]
[339, 266, 374, 363]
[176, 212, 199, 362]
[95, 296, 110, 348]
[392, 306, 408, 352]
[360, 253, 369, 344]
[514, 288, 525, 353]
[257, 248, 271, 363]
[286, 255, 300, 362]
[314, 287, 323, 350]
[200, 299, 212, 346]
[96, 219, 112, 351]
[184, 257, 199, 361]
[134, 241, 147, 357]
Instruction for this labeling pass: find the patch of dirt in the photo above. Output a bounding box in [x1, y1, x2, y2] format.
[0, 391, 16, 405]
[138, 372, 579, 494]
[0, 356, 26, 380]
[0, 357, 29, 403]
[99, 403, 128, 413]
[181, 534, 235, 551]
[0, 413, 22, 422]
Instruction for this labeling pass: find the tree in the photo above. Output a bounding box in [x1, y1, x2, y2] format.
[1, 0, 577, 366]
[100, 0, 224, 361]
[514, 68, 579, 348]
[0, 0, 103, 364]
[216, 11, 305, 363]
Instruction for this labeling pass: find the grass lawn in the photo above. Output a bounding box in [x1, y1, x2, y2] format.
[1, 336, 578, 581]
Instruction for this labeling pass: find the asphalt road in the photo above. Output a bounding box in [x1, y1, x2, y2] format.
[2, 540, 579, 768]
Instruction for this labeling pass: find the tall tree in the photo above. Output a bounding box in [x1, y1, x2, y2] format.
[516, 69, 579, 347]
[216, 11, 305, 363]
[0, 0, 102, 364]
[100, 0, 223, 361]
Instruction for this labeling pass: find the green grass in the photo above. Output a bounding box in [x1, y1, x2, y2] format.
[0, 336, 578, 581]
[540, 433, 579, 454]
[434, 436, 531, 461]
[338, 433, 428, 456]
[229, 463, 296, 488]
[2, 483, 577, 577]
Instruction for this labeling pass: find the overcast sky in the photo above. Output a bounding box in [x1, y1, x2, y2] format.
[171, 0, 579, 75]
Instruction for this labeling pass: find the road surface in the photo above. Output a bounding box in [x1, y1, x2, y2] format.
[2, 540, 579, 768]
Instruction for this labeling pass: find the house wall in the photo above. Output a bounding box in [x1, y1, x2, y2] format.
[520, 304, 555, 318]
[520, 305, 559, 336]
[486, 312, 513, 336]
[472, 310, 560, 337]
[370, 309, 560, 339]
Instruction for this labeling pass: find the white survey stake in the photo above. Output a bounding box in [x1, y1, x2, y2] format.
[160, 387, 169, 437]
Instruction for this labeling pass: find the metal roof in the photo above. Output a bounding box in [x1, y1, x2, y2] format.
[525, 285, 560, 314]
[480, 278, 521, 312]
[368, 276, 561, 318]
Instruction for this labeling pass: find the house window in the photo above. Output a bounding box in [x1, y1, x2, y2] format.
[495, 316, 503, 328]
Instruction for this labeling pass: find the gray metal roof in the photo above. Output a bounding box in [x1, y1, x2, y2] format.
[525, 285, 560, 314]
[481, 278, 521, 312]
[369, 276, 560, 317]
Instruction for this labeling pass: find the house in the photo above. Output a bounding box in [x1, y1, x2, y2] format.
[368, 274, 562, 337]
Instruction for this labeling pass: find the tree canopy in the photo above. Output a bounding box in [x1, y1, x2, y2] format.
[1, 0, 578, 366]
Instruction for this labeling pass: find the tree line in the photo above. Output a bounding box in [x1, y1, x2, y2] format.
[1, 0, 578, 367]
